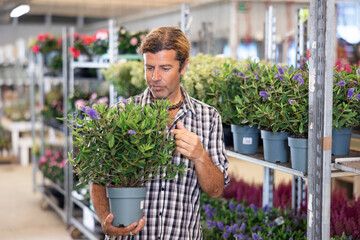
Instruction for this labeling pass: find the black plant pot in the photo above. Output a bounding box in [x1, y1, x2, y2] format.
[223, 123, 233, 148]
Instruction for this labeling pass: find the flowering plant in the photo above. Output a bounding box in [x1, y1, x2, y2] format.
[213, 59, 264, 126]
[91, 29, 109, 55]
[70, 90, 109, 111]
[333, 64, 360, 130]
[29, 33, 61, 54]
[253, 62, 310, 135]
[43, 87, 63, 120]
[118, 27, 147, 54]
[101, 60, 146, 98]
[69, 33, 94, 59]
[38, 150, 66, 184]
[63, 100, 188, 187]
[201, 192, 307, 239]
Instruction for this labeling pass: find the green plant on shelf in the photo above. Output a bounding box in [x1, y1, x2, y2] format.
[61, 100, 188, 187]
[101, 60, 146, 99]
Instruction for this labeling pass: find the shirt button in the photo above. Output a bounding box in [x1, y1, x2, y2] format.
[159, 212, 162, 216]
[161, 187, 165, 191]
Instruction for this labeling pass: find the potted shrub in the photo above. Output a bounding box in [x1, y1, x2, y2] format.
[332, 63, 360, 156]
[283, 58, 309, 173]
[62, 99, 188, 227]
[214, 59, 263, 154]
[182, 54, 238, 147]
[254, 63, 300, 163]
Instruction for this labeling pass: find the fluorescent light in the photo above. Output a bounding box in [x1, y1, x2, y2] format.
[10, 5, 30, 18]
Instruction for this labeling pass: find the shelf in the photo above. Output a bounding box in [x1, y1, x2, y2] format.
[44, 177, 66, 195]
[42, 190, 66, 221]
[227, 149, 360, 179]
[226, 150, 306, 178]
[71, 62, 110, 69]
[333, 157, 360, 175]
[71, 195, 100, 222]
[71, 217, 102, 240]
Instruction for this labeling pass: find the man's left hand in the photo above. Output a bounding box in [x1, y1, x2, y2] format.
[171, 121, 206, 163]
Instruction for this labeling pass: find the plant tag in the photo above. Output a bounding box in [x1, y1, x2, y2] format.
[274, 216, 284, 226]
[140, 200, 144, 209]
[242, 137, 253, 145]
[83, 207, 95, 231]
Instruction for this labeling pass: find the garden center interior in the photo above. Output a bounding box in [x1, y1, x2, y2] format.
[0, 0, 360, 239]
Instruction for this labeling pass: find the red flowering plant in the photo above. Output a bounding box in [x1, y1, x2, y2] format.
[69, 33, 94, 59]
[38, 149, 66, 184]
[91, 29, 109, 56]
[29, 33, 61, 54]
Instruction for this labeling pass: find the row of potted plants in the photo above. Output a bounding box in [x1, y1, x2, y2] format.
[201, 176, 360, 239]
[28, 27, 147, 75]
[212, 58, 360, 173]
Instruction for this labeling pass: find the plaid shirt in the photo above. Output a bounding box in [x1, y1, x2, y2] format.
[112, 87, 229, 240]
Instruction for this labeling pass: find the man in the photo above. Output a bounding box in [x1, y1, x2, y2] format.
[91, 26, 229, 239]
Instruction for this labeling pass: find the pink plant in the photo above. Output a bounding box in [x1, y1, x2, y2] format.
[45, 150, 52, 157]
[74, 99, 85, 108]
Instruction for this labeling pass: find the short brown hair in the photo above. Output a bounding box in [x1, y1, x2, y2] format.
[139, 27, 190, 71]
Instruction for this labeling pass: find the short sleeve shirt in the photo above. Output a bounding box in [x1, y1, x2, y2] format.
[114, 87, 229, 240]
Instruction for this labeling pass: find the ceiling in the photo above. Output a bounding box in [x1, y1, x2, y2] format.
[0, 0, 205, 25]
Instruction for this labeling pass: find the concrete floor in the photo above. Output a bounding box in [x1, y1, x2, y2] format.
[0, 163, 72, 240]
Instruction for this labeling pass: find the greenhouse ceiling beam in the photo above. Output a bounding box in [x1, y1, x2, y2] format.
[307, 0, 334, 239]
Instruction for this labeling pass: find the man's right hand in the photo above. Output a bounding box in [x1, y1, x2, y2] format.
[102, 214, 146, 237]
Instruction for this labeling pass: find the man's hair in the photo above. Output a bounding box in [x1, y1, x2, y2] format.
[139, 27, 190, 71]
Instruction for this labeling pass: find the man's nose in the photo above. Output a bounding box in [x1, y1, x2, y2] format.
[152, 68, 160, 81]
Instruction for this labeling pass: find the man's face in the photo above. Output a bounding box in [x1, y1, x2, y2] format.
[144, 50, 188, 103]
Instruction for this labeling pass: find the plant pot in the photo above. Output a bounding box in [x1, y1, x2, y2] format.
[288, 137, 308, 174]
[106, 186, 147, 227]
[223, 123, 233, 147]
[332, 127, 353, 156]
[231, 124, 259, 154]
[260, 130, 290, 163]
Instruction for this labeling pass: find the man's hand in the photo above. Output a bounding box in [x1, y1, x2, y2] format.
[171, 121, 206, 163]
[102, 214, 146, 237]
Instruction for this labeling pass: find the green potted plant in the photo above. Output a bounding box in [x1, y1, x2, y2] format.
[62, 100, 188, 227]
[254, 63, 300, 163]
[101, 60, 146, 99]
[332, 63, 360, 156]
[213, 59, 263, 154]
[182, 54, 239, 147]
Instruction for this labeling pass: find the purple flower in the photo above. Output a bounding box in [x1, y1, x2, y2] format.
[229, 201, 235, 211]
[289, 99, 296, 105]
[254, 72, 259, 80]
[252, 233, 260, 240]
[240, 222, 246, 231]
[355, 94, 360, 100]
[203, 204, 217, 218]
[259, 91, 270, 100]
[121, 99, 129, 104]
[206, 219, 216, 228]
[347, 88, 354, 99]
[214, 69, 220, 76]
[234, 233, 245, 239]
[278, 66, 285, 75]
[294, 73, 304, 84]
[222, 232, 229, 239]
[238, 72, 245, 78]
[275, 73, 285, 81]
[217, 221, 224, 231]
[128, 130, 136, 135]
[232, 68, 238, 75]
[236, 204, 244, 212]
[336, 81, 345, 86]
[79, 106, 100, 119]
[356, 68, 360, 77]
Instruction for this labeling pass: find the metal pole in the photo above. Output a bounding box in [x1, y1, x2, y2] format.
[180, 3, 191, 38]
[30, 52, 37, 193]
[265, 5, 276, 63]
[62, 26, 71, 225]
[262, 167, 274, 208]
[109, 19, 118, 106]
[38, 54, 45, 162]
[230, 1, 238, 59]
[307, 0, 334, 239]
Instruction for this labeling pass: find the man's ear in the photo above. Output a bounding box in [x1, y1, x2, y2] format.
[180, 58, 190, 75]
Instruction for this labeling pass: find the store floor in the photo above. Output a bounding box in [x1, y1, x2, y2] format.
[0, 163, 72, 240]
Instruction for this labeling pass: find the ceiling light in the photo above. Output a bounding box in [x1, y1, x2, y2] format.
[10, 4, 30, 18]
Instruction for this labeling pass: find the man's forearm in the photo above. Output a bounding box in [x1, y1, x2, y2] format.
[90, 183, 110, 225]
[194, 152, 224, 198]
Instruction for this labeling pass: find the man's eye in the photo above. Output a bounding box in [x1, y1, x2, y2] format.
[162, 68, 170, 71]
[146, 67, 154, 71]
